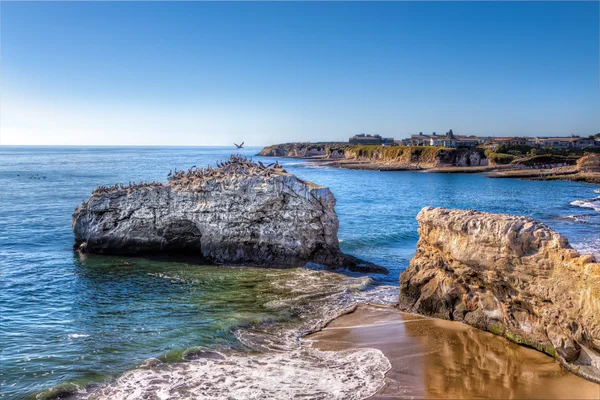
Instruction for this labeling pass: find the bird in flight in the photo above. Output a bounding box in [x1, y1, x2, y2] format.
[234, 142, 244, 149]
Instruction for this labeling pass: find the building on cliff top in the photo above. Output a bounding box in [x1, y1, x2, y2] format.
[533, 136, 596, 148]
[349, 133, 395, 146]
[401, 130, 483, 148]
[400, 131, 599, 149]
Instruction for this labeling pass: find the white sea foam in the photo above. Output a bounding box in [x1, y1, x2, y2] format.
[68, 334, 90, 339]
[85, 347, 390, 400]
[83, 268, 399, 399]
[570, 197, 600, 212]
[557, 214, 598, 225]
[572, 238, 600, 262]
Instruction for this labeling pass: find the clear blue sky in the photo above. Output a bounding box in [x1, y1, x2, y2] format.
[1, 1, 598, 146]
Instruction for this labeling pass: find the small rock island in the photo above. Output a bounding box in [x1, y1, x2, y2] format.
[401, 206, 600, 382]
[73, 155, 385, 273]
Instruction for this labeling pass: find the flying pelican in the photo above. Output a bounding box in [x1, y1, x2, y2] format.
[234, 142, 244, 149]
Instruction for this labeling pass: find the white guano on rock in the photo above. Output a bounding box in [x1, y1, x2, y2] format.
[73, 155, 386, 273]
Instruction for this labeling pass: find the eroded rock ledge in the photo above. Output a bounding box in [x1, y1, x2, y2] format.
[400, 207, 600, 382]
[258, 143, 488, 168]
[73, 155, 385, 273]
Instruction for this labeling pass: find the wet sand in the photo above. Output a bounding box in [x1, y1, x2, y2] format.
[305, 305, 600, 399]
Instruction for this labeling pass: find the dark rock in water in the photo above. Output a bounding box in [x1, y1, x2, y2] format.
[400, 206, 600, 383]
[72, 155, 386, 273]
[36, 383, 80, 400]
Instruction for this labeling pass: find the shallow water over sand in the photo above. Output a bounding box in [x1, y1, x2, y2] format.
[307, 305, 600, 399]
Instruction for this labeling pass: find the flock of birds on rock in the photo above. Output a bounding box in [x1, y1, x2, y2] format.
[91, 155, 285, 194]
[92, 180, 163, 194]
[168, 154, 285, 185]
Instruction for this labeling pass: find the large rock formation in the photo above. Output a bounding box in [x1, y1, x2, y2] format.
[259, 143, 488, 167]
[400, 207, 600, 382]
[73, 155, 385, 273]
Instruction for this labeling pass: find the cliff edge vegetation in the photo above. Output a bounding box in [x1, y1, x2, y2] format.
[259, 143, 487, 169]
[259, 143, 600, 181]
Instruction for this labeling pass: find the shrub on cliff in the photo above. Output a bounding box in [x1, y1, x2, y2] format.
[488, 152, 516, 165]
[496, 144, 533, 156]
[513, 155, 578, 167]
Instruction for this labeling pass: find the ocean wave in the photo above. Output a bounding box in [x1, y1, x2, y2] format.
[305, 163, 334, 169]
[556, 214, 595, 224]
[67, 334, 90, 339]
[85, 347, 389, 400]
[572, 239, 600, 262]
[569, 197, 600, 212]
[80, 268, 399, 399]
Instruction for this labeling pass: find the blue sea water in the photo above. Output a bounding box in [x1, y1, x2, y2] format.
[1, 146, 599, 399]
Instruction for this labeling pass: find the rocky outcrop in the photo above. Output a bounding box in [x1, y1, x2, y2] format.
[577, 154, 600, 173]
[400, 207, 600, 382]
[73, 155, 385, 273]
[259, 143, 331, 158]
[259, 143, 488, 168]
[433, 148, 487, 167]
[510, 155, 578, 169]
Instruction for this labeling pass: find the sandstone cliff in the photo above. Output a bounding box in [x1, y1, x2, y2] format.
[258, 143, 332, 158]
[73, 155, 385, 273]
[258, 143, 487, 167]
[577, 153, 600, 173]
[400, 207, 600, 382]
[342, 146, 487, 167]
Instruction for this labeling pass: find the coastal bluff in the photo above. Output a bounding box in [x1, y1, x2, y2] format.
[72, 155, 385, 273]
[400, 207, 600, 382]
[258, 143, 487, 169]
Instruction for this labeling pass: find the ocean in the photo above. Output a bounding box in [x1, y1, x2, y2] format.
[1, 146, 598, 399]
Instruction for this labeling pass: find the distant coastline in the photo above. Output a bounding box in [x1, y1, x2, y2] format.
[258, 142, 600, 183]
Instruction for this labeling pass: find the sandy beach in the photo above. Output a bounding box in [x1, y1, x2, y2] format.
[305, 305, 600, 399]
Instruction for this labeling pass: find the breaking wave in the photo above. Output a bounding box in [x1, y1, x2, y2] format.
[67, 334, 90, 339]
[570, 196, 600, 212]
[79, 268, 398, 400]
[557, 214, 595, 224]
[85, 347, 390, 400]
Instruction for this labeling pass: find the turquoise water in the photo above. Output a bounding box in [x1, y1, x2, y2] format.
[1, 146, 598, 399]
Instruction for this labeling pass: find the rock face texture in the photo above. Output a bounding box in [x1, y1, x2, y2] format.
[73, 155, 384, 272]
[578, 154, 600, 173]
[259, 143, 488, 167]
[431, 148, 488, 167]
[259, 144, 329, 158]
[400, 207, 600, 382]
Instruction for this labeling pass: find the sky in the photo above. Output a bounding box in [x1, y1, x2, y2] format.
[1, 1, 598, 146]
